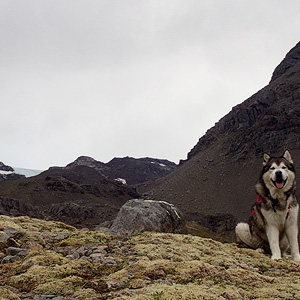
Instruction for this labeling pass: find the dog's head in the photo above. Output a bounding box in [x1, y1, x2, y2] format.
[262, 150, 295, 192]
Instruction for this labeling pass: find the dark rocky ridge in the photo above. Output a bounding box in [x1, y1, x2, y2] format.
[187, 41, 300, 162]
[140, 41, 300, 233]
[107, 156, 178, 185]
[66, 155, 178, 185]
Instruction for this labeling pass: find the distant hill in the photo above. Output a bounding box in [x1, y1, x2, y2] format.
[67, 155, 178, 185]
[106, 156, 178, 185]
[139, 41, 300, 235]
[0, 156, 177, 228]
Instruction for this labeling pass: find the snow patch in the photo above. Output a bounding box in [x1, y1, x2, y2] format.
[0, 170, 14, 175]
[151, 162, 167, 167]
[114, 178, 127, 185]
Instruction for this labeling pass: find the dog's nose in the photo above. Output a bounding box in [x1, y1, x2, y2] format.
[276, 171, 283, 182]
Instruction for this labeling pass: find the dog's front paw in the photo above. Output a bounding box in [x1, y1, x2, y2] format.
[271, 253, 282, 260]
[292, 254, 300, 262]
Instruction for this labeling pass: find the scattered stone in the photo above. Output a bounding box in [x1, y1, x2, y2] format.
[24, 241, 44, 251]
[89, 252, 105, 263]
[54, 233, 68, 241]
[102, 258, 117, 266]
[80, 227, 89, 232]
[4, 227, 18, 235]
[6, 247, 25, 256]
[2, 247, 31, 264]
[2, 255, 19, 264]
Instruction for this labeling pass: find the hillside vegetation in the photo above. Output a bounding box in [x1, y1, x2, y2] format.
[0, 215, 300, 299]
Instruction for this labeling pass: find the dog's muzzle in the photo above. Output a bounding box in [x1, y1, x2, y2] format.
[272, 171, 287, 189]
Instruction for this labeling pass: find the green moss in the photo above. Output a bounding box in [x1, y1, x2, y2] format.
[56, 231, 111, 247]
[2, 215, 300, 300]
[33, 276, 85, 296]
[0, 287, 21, 300]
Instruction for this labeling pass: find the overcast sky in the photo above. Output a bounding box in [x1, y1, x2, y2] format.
[1, 0, 300, 170]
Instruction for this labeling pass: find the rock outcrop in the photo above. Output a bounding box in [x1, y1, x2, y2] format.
[109, 199, 185, 235]
[0, 196, 42, 218]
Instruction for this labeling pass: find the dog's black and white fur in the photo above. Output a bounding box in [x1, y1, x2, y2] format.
[236, 150, 300, 261]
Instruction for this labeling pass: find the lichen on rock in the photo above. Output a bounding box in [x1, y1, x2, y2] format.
[1, 215, 300, 299]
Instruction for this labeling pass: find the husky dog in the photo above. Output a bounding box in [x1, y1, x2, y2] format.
[236, 150, 300, 261]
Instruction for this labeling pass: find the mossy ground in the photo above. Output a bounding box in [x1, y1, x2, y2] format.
[1, 215, 300, 299]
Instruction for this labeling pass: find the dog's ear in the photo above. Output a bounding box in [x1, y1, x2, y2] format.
[263, 153, 271, 166]
[283, 150, 293, 164]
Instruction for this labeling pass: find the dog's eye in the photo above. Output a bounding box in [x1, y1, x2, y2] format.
[270, 167, 275, 170]
[282, 166, 287, 170]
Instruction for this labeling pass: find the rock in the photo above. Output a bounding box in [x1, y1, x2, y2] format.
[54, 233, 68, 241]
[2, 255, 19, 264]
[89, 252, 105, 263]
[2, 247, 31, 263]
[6, 247, 25, 255]
[110, 199, 185, 235]
[49, 202, 95, 225]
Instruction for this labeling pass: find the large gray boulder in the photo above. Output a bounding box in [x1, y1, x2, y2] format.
[109, 199, 185, 235]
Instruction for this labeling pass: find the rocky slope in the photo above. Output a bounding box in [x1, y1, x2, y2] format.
[1, 215, 300, 300]
[140, 41, 300, 231]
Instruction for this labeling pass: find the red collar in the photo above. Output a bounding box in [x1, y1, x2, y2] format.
[252, 195, 291, 218]
[256, 195, 267, 204]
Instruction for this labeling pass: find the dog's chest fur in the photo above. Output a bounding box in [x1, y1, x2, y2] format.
[261, 205, 289, 230]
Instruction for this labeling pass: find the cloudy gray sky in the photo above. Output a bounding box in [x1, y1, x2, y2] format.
[1, 0, 300, 170]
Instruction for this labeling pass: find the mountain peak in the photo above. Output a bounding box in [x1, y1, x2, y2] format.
[66, 156, 109, 173]
[0, 162, 14, 172]
[270, 41, 300, 82]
